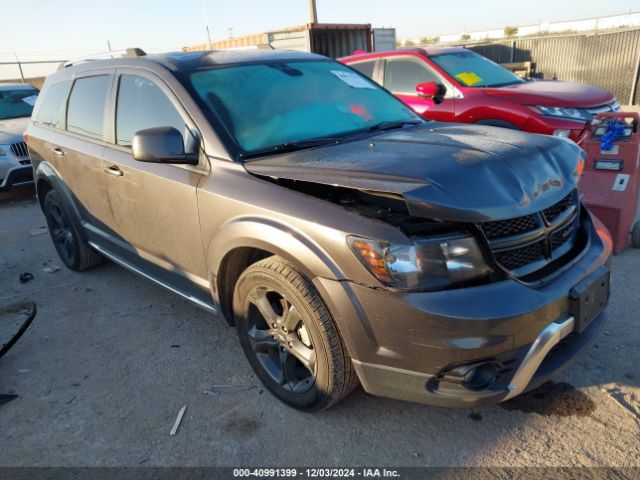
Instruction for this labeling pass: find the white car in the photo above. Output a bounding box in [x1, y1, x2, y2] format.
[0, 83, 38, 192]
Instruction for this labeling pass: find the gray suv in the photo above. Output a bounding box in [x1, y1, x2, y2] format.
[1, 83, 38, 192]
[26, 50, 611, 411]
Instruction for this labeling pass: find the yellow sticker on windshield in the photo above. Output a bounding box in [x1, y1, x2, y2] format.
[455, 71, 483, 86]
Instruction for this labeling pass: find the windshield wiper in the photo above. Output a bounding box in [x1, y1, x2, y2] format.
[366, 120, 422, 132]
[240, 136, 343, 159]
[240, 121, 422, 160]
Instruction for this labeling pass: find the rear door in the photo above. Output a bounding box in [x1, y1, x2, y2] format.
[37, 73, 114, 230]
[100, 69, 210, 291]
[381, 55, 456, 122]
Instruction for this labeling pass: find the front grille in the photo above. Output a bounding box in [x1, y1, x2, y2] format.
[482, 214, 539, 240]
[550, 220, 577, 250]
[494, 239, 546, 270]
[9, 141, 29, 158]
[480, 190, 580, 276]
[542, 190, 576, 224]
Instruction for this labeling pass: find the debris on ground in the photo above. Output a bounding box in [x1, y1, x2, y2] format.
[42, 262, 60, 274]
[0, 303, 37, 359]
[29, 227, 48, 236]
[170, 404, 187, 436]
[204, 384, 263, 396]
[19, 272, 33, 284]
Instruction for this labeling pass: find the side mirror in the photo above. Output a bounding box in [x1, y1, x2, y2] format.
[132, 126, 199, 165]
[416, 81, 446, 102]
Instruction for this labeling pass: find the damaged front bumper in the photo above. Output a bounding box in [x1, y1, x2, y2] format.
[314, 215, 611, 408]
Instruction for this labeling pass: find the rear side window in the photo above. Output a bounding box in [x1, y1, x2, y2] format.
[349, 61, 376, 80]
[115, 74, 194, 151]
[66, 75, 110, 140]
[384, 58, 439, 94]
[35, 81, 68, 128]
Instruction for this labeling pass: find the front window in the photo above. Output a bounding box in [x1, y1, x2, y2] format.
[430, 50, 524, 88]
[0, 88, 38, 120]
[115, 74, 196, 152]
[384, 57, 441, 94]
[184, 60, 419, 154]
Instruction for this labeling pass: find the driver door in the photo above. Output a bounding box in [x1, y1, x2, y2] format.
[100, 70, 210, 293]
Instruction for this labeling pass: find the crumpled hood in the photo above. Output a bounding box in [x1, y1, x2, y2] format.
[244, 123, 582, 222]
[0, 117, 29, 144]
[483, 80, 613, 108]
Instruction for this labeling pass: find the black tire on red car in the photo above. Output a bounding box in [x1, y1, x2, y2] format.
[233, 256, 359, 411]
[43, 190, 104, 271]
[631, 222, 640, 249]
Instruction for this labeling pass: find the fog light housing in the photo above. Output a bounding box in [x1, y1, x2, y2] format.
[464, 363, 498, 390]
[437, 361, 499, 391]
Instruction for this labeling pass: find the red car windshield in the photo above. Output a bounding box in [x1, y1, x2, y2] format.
[430, 51, 524, 88]
[0, 88, 38, 120]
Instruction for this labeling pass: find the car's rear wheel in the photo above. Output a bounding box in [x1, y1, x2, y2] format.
[233, 256, 358, 411]
[43, 190, 104, 271]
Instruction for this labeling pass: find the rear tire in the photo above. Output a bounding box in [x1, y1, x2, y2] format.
[233, 256, 358, 411]
[43, 190, 104, 271]
[631, 222, 640, 249]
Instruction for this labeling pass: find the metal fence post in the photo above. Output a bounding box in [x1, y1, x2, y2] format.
[13, 53, 25, 84]
[630, 46, 640, 105]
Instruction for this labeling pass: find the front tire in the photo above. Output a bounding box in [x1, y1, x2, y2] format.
[43, 190, 104, 271]
[233, 256, 358, 411]
[631, 221, 640, 249]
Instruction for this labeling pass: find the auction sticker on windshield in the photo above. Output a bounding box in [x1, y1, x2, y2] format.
[455, 71, 483, 86]
[331, 70, 376, 89]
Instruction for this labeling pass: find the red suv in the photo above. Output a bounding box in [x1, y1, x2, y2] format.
[340, 47, 620, 141]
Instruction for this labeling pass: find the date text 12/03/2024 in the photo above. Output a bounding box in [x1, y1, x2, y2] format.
[232, 468, 401, 478]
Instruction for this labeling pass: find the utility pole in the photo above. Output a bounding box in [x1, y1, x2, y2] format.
[202, 0, 213, 49]
[14, 53, 25, 84]
[309, 0, 318, 24]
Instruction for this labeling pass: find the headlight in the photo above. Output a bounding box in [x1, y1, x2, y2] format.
[348, 234, 493, 290]
[0, 147, 7, 156]
[535, 106, 591, 121]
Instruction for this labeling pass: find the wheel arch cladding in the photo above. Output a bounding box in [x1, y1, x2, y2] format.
[35, 163, 87, 240]
[210, 217, 347, 325]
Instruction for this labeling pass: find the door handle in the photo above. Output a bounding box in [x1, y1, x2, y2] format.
[52, 147, 65, 156]
[104, 165, 123, 177]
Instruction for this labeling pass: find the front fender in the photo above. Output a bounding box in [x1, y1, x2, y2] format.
[207, 215, 347, 284]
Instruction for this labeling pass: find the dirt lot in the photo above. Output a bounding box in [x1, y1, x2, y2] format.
[0, 186, 638, 468]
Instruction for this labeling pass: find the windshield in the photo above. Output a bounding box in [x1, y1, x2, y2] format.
[0, 88, 38, 120]
[430, 51, 524, 88]
[184, 60, 420, 154]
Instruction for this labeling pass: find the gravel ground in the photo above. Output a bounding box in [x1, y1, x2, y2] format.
[0, 186, 638, 468]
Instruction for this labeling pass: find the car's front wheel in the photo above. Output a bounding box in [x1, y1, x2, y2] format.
[233, 256, 358, 411]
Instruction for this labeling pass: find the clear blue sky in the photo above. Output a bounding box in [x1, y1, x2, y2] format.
[2, 0, 639, 55]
